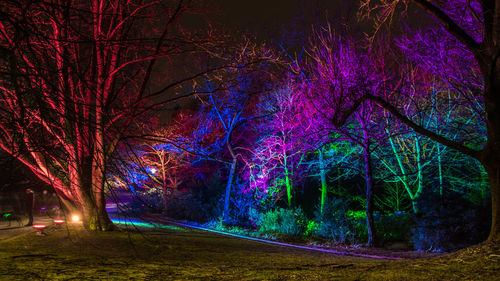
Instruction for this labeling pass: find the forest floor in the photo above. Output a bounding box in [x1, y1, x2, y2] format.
[1, 220, 500, 280]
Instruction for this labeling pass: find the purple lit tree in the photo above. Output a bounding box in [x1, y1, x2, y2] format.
[302, 26, 388, 246]
[360, 0, 500, 242]
[248, 82, 309, 208]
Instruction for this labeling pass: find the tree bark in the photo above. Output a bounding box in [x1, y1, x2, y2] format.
[363, 145, 377, 247]
[480, 52, 500, 242]
[318, 147, 328, 217]
[359, 114, 377, 247]
[223, 157, 237, 223]
[484, 159, 500, 242]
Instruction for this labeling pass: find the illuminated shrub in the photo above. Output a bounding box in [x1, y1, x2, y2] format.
[258, 207, 306, 237]
[224, 186, 259, 227]
[136, 188, 164, 212]
[313, 198, 356, 244]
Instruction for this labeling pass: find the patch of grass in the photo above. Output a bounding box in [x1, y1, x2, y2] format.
[0, 225, 498, 280]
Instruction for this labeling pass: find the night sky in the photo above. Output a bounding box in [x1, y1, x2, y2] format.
[208, 0, 358, 41]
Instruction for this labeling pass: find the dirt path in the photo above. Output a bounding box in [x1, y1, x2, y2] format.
[0, 216, 56, 241]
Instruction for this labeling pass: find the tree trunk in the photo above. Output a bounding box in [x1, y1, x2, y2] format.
[162, 164, 168, 212]
[363, 145, 377, 247]
[223, 157, 237, 223]
[318, 147, 328, 217]
[86, 172, 114, 231]
[284, 154, 293, 208]
[412, 135, 424, 214]
[437, 143, 443, 196]
[484, 159, 500, 242]
[481, 61, 500, 241]
[359, 112, 377, 247]
[479, 48, 500, 242]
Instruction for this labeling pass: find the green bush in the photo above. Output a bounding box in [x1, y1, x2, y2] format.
[258, 207, 306, 237]
[313, 198, 357, 244]
[204, 217, 258, 237]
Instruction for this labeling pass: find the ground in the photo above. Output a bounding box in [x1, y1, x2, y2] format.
[1, 218, 499, 280]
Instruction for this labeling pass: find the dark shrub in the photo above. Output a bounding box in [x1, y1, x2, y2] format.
[375, 211, 412, 246]
[412, 189, 490, 251]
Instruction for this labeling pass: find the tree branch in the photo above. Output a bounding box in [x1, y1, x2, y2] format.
[368, 94, 481, 158]
[412, 0, 481, 53]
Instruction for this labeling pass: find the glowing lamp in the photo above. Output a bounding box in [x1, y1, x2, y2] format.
[32, 224, 47, 235]
[53, 219, 64, 228]
[72, 215, 79, 222]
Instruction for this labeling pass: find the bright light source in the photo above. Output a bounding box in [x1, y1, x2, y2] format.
[54, 219, 64, 228]
[150, 168, 157, 174]
[32, 224, 47, 235]
[32, 224, 46, 230]
[72, 215, 79, 222]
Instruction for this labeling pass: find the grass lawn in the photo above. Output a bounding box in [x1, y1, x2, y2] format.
[0, 225, 499, 280]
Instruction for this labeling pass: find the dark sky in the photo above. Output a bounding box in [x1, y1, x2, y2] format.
[208, 0, 359, 41]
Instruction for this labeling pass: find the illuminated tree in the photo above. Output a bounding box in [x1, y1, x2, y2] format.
[0, 0, 222, 230]
[376, 82, 485, 214]
[140, 131, 191, 211]
[202, 86, 248, 221]
[304, 138, 359, 217]
[360, 0, 500, 242]
[303, 25, 388, 246]
[191, 41, 275, 221]
[248, 83, 308, 208]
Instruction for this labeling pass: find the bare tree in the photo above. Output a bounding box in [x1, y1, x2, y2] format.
[0, 0, 223, 230]
[360, 0, 500, 242]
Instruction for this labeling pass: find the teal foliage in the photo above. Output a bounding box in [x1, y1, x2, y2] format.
[313, 198, 357, 243]
[248, 207, 261, 227]
[258, 207, 306, 237]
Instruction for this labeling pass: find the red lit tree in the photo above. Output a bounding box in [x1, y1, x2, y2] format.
[0, 0, 222, 230]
